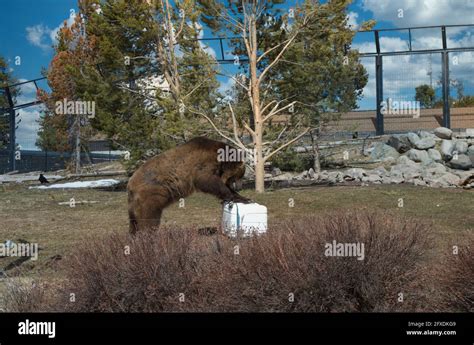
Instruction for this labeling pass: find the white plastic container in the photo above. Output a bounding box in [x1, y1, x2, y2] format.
[222, 202, 267, 237]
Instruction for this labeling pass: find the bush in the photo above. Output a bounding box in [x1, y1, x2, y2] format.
[23, 209, 432, 312]
[0, 274, 55, 312]
[436, 235, 474, 312]
[205, 210, 432, 312]
[271, 149, 313, 172]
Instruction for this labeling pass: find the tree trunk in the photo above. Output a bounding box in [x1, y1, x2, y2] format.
[311, 131, 321, 173]
[254, 126, 265, 193]
[74, 116, 81, 174]
[249, 14, 265, 193]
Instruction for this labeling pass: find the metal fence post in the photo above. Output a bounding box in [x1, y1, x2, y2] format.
[375, 31, 384, 135]
[5, 87, 16, 172]
[441, 26, 451, 128]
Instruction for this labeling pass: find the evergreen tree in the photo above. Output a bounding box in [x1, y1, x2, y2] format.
[197, 0, 371, 191]
[39, 0, 221, 167]
[0, 56, 18, 150]
[415, 84, 436, 108]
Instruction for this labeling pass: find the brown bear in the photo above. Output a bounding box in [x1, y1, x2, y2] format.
[127, 137, 250, 233]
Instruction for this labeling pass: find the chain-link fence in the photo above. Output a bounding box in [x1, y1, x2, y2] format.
[333, 24, 474, 136]
[1, 25, 474, 173]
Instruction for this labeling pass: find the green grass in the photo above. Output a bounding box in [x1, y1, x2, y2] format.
[0, 183, 472, 279]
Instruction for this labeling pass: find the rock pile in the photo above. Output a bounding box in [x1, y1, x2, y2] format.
[271, 127, 474, 189]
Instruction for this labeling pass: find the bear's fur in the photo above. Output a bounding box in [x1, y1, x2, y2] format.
[127, 137, 250, 233]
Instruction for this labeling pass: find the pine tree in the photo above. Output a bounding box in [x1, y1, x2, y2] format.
[39, 0, 221, 168]
[0, 56, 18, 150]
[197, 0, 371, 191]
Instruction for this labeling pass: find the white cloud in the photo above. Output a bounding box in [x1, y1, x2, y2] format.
[362, 0, 474, 28]
[194, 21, 217, 59]
[26, 13, 76, 51]
[26, 24, 52, 51]
[346, 12, 359, 30]
[50, 13, 77, 44]
[218, 78, 235, 97]
[16, 106, 43, 150]
[17, 79, 38, 97]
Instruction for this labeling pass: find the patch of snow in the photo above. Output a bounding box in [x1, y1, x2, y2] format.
[29, 179, 120, 189]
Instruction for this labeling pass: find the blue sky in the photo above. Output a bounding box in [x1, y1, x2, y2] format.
[1, 0, 473, 149]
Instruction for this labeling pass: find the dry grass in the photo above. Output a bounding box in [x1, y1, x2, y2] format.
[4, 210, 436, 312]
[436, 235, 474, 312]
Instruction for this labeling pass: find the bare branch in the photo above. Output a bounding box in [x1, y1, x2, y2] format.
[257, 32, 298, 86]
[262, 101, 297, 123]
[257, 10, 317, 86]
[182, 80, 206, 99]
[257, 39, 291, 63]
[187, 108, 245, 149]
[264, 128, 310, 162]
[260, 100, 277, 116]
[217, 71, 249, 91]
[228, 102, 248, 148]
[174, 6, 186, 38]
[263, 126, 288, 155]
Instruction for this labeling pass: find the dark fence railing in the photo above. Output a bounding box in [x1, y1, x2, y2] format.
[0, 150, 122, 174]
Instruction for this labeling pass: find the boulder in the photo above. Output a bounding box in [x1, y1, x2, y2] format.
[440, 140, 454, 160]
[273, 172, 294, 181]
[387, 134, 412, 153]
[438, 172, 461, 186]
[418, 131, 435, 139]
[455, 171, 474, 185]
[370, 166, 388, 177]
[362, 174, 382, 183]
[413, 179, 427, 187]
[434, 127, 453, 139]
[397, 155, 420, 167]
[427, 148, 442, 162]
[406, 149, 431, 164]
[308, 168, 316, 179]
[271, 167, 282, 177]
[403, 168, 421, 180]
[413, 137, 436, 150]
[389, 165, 404, 179]
[370, 142, 400, 161]
[381, 176, 392, 184]
[448, 154, 472, 170]
[422, 162, 447, 178]
[407, 132, 421, 146]
[319, 170, 329, 179]
[425, 173, 460, 188]
[328, 171, 343, 183]
[391, 176, 404, 184]
[390, 164, 421, 181]
[344, 168, 366, 180]
[453, 140, 468, 154]
[293, 170, 308, 180]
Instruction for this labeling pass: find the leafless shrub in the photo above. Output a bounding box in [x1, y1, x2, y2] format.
[436, 234, 474, 312]
[205, 210, 432, 312]
[9, 210, 435, 312]
[1, 273, 52, 312]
